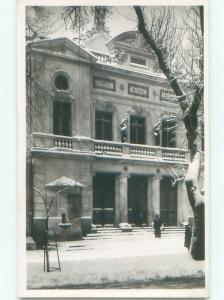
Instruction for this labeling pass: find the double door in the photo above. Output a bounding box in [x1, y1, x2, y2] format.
[128, 175, 148, 226]
[93, 173, 115, 226]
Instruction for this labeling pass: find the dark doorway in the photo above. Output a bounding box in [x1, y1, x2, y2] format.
[93, 173, 115, 226]
[130, 116, 146, 145]
[53, 101, 71, 136]
[95, 111, 113, 141]
[160, 177, 177, 226]
[128, 175, 148, 226]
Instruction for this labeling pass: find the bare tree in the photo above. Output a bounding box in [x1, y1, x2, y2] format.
[134, 6, 204, 260]
[62, 6, 111, 39]
[26, 7, 51, 41]
[33, 186, 68, 272]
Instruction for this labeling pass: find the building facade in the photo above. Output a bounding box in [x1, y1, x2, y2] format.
[26, 31, 194, 240]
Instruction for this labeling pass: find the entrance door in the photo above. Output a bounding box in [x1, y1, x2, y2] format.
[93, 173, 115, 226]
[128, 175, 148, 226]
[160, 177, 177, 226]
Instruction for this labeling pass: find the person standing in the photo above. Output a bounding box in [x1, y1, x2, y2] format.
[153, 214, 162, 238]
[184, 224, 192, 250]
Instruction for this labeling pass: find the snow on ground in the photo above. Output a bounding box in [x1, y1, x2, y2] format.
[27, 231, 205, 289]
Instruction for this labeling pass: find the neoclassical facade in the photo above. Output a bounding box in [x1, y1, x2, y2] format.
[26, 31, 194, 240]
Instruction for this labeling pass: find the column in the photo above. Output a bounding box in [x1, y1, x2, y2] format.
[118, 173, 128, 223]
[177, 181, 184, 225]
[147, 177, 153, 225]
[151, 175, 161, 218]
[113, 111, 119, 142]
[115, 175, 120, 226]
[91, 108, 95, 139]
[146, 113, 154, 145]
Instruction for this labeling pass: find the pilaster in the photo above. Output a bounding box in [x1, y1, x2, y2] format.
[151, 175, 161, 219]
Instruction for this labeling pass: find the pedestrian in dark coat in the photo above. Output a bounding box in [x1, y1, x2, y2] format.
[184, 224, 192, 250]
[153, 214, 162, 238]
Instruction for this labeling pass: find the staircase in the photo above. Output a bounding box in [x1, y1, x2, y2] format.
[84, 226, 185, 240]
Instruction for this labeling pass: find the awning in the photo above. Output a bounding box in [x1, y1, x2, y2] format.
[46, 176, 85, 193]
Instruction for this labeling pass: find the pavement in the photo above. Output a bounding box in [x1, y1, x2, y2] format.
[27, 229, 205, 290]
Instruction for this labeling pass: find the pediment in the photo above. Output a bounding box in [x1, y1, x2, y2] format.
[106, 31, 153, 55]
[82, 33, 110, 54]
[28, 38, 97, 62]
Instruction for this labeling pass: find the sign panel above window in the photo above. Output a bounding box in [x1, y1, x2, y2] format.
[93, 76, 116, 92]
[128, 83, 149, 98]
[160, 89, 176, 102]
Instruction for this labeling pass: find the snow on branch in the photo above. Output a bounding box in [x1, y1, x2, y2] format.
[169, 166, 186, 187]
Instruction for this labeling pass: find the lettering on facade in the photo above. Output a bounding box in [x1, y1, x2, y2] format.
[128, 83, 149, 98]
[160, 89, 177, 102]
[93, 76, 116, 92]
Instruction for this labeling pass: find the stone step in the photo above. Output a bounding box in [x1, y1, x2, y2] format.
[85, 233, 184, 240]
[26, 236, 37, 250]
[84, 232, 185, 241]
[92, 226, 185, 233]
[86, 228, 185, 240]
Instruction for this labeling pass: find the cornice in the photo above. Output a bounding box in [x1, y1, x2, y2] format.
[30, 48, 96, 65]
[93, 63, 168, 86]
[29, 48, 168, 86]
[31, 148, 188, 166]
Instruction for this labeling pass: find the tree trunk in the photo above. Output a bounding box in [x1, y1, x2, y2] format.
[185, 152, 205, 260]
[189, 202, 204, 260]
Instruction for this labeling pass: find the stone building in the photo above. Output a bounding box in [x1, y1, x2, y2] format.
[26, 31, 194, 241]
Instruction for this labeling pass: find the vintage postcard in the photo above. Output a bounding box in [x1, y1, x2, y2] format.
[18, 0, 209, 297]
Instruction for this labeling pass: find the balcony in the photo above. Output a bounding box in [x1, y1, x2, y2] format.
[91, 51, 112, 63]
[31, 132, 189, 164]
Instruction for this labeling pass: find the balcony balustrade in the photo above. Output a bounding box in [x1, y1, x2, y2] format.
[91, 51, 111, 63]
[31, 132, 189, 163]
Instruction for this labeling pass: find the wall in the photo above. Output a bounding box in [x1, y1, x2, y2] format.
[91, 67, 185, 147]
[30, 53, 92, 137]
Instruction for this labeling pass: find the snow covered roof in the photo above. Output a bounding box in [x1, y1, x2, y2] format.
[82, 32, 111, 54]
[46, 176, 85, 192]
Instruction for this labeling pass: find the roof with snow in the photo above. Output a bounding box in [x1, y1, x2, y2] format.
[46, 176, 85, 192]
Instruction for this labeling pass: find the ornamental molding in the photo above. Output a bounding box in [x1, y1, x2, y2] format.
[54, 90, 71, 102]
[131, 104, 147, 116]
[92, 101, 117, 113]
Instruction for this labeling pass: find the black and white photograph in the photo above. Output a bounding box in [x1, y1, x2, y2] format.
[18, 0, 208, 297]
